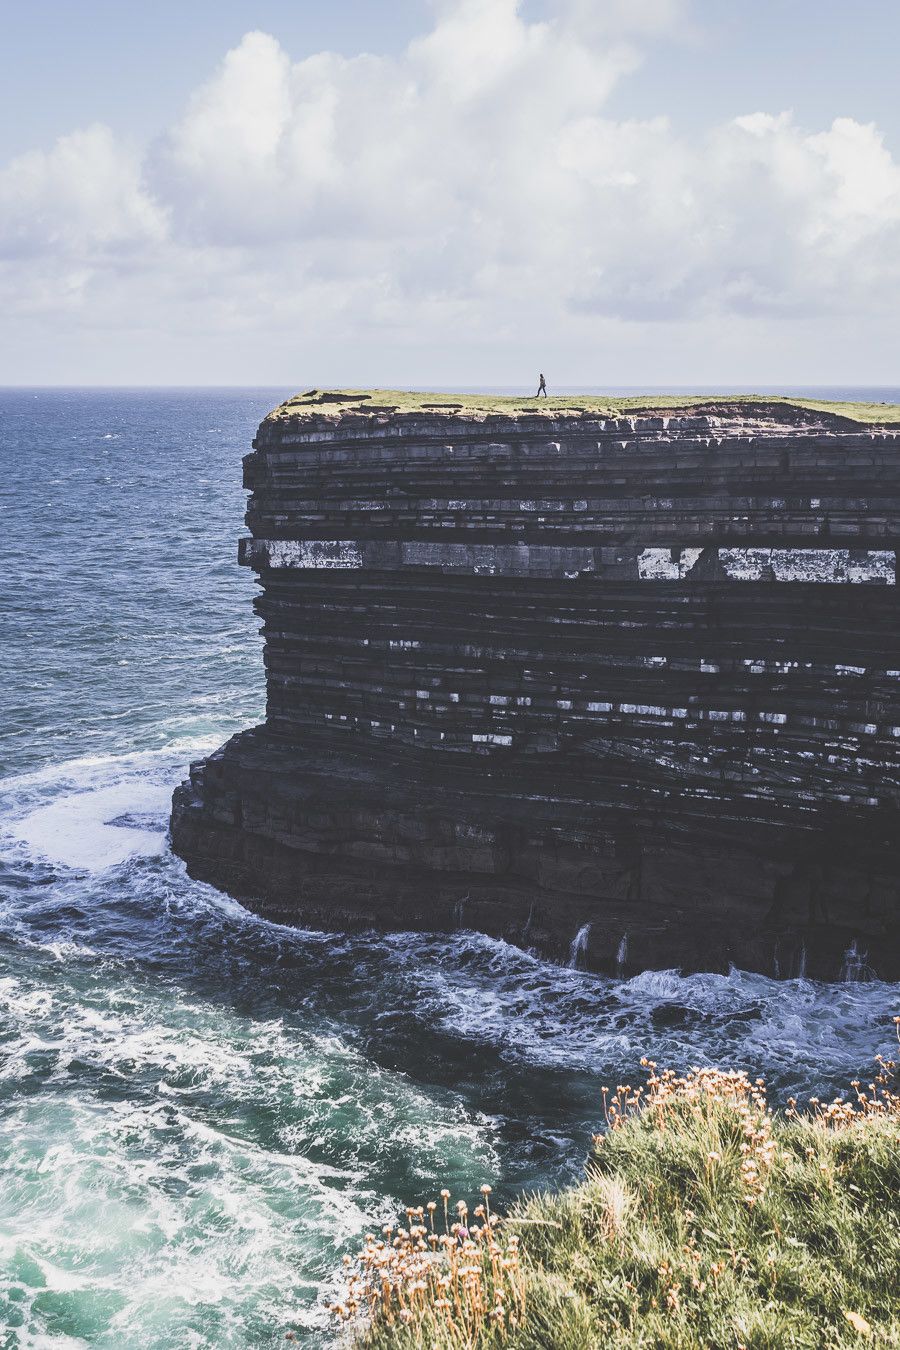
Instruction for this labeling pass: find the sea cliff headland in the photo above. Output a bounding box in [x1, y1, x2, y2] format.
[171, 390, 900, 979]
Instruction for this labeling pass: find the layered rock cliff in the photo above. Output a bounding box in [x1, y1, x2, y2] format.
[171, 392, 900, 979]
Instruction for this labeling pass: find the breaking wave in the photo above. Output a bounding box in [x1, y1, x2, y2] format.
[2, 748, 895, 1346]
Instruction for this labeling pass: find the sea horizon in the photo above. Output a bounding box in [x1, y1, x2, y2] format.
[4, 383, 900, 397]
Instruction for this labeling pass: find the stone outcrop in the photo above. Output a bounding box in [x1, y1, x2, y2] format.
[171, 392, 900, 979]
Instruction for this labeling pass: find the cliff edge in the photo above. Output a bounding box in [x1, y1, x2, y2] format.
[171, 391, 900, 978]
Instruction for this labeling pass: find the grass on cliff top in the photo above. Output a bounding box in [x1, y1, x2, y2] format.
[328, 1026, 900, 1349]
[269, 388, 900, 426]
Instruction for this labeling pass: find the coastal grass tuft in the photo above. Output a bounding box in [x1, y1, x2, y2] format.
[329, 1020, 900, 1347]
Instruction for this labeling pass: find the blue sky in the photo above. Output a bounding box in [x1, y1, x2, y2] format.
[2, 0, 899, 385]
[5, 2, 900, 161]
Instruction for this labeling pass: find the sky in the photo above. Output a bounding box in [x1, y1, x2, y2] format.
[1, 0, 899, 387]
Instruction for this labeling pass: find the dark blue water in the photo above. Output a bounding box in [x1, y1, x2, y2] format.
[1, 388, 896, 1348]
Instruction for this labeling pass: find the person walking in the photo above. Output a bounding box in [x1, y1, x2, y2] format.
[536, 372, 548, 397]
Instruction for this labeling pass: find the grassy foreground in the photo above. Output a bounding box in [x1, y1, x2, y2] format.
[329, 1024, 900, 1348]
[270, 388, 900, 426]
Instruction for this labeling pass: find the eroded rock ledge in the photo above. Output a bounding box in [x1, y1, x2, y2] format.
[171, 392, 900, 979]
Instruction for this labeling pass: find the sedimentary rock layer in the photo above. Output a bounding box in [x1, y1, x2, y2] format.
[171, 394, 900, 979]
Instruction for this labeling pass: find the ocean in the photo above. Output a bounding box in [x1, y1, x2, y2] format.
[1, 387, 897, 1348]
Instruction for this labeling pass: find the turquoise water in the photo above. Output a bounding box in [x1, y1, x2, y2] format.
[1, 388, 897, 1348]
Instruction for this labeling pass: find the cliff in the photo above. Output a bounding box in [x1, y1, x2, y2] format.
[170, 391, 900, 979]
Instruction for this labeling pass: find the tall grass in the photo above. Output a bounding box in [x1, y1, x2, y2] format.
[329, 1187, 525, 1343]
[328, 1018, 900, 1348]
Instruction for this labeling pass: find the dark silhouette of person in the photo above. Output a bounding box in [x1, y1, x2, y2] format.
[536, 373, 548, 397]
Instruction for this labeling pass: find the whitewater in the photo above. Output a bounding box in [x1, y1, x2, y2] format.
[1, 388, 896, 1348]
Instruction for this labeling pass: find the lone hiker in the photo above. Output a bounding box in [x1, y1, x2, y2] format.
[536, 372, 548, 397]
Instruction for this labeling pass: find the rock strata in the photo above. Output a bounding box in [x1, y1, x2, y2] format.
[171, 393, 900, 979]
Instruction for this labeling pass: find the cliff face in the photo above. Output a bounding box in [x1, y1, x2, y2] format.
[171, 393, 900, 979]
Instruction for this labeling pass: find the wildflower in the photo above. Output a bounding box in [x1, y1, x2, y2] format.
[843, 1310, 873, 1336]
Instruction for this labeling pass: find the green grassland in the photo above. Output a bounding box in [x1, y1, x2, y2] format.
[270, 388, 900, 426]
[331, 1038, 900, 1349]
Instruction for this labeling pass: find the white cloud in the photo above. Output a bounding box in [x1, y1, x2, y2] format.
[1, 0, 899, 381]
[0, 123, 166, 258]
